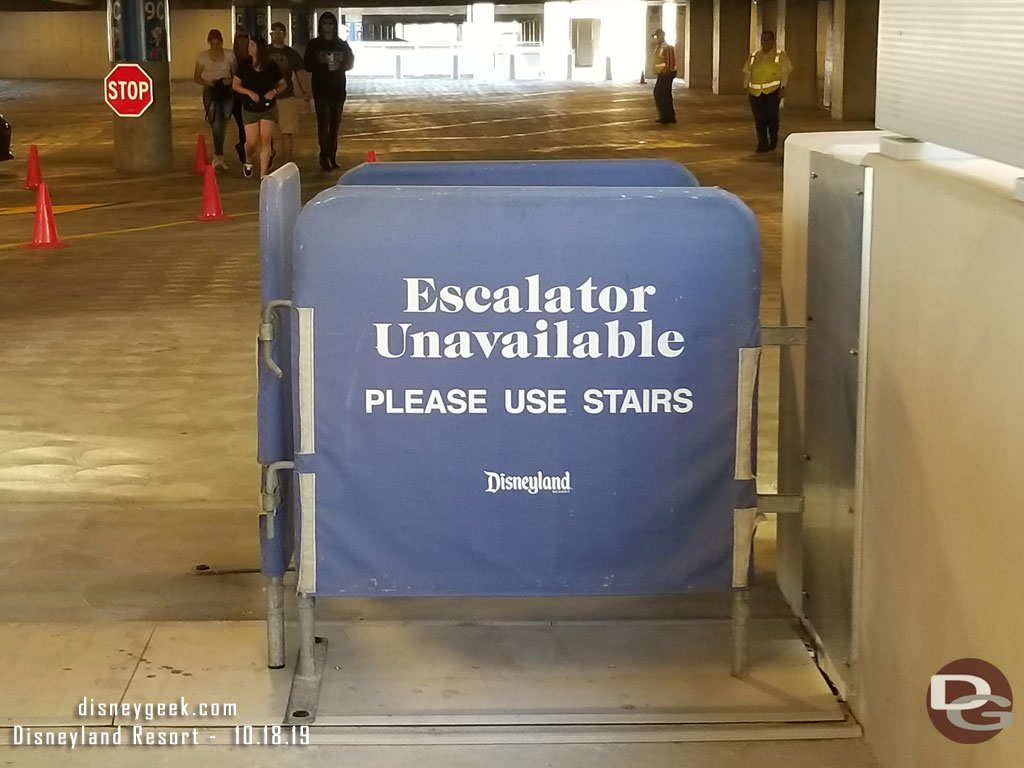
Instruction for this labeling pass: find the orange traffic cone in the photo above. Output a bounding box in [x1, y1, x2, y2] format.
[639, 70, 646, 85]
[25, 144, 42, 190]
[366, 150, 376, 163]
[24, 183, 67, 249]
[194, 134, 208, 174]
[197, 165, 230, 221]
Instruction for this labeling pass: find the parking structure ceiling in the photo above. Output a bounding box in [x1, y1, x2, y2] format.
[9, 1, 544, 10]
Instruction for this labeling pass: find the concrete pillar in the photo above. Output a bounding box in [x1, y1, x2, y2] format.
[343, 12, 363, 43]
[674, 3, 687, 77]
[644, 3, 663, 79]
[112, 61, 173, 175]
[830, 0, 878, 120]
[467, 3, 496, 80]
[686, 0, 713, 89]
[758, 0, 778, 36]
[108, 0, 172, 175]
[235, 4, 270, 39]
[542, 1, 571, 80]
[713, 0, 751, 95]
[818, 0, 832, 108]
[777, 0, 818, 106]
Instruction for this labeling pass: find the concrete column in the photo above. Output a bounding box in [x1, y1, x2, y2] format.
[111, 63, 173, 175]
[685, 0, 713, 89]
[542, 1, 571, 80]
[109, 0, 172, 175]
[235, 4, 270, 38]
[818, 0, 832, 107]
[674, 3, 686, 76]
[713, 0, 751, 95]
[644, 3, 663, 79]
[777, 0, 818, 106]
[758, 0, 778, 36]
[830, 0, 878, 120]
[467, 3, 496, 80]
[345, 13, 364, 43]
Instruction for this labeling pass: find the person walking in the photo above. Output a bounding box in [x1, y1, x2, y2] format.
[230, 28, 251, 164]
[303, 12, 354, 171]
[233, 35, 287, 180]
[193, 29, 237, 170]
[743, 30, 793, 152]
[268, 21, 309, 166]
[651, 28, 677, 125]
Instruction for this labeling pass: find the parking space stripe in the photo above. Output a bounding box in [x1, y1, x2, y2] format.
[0, 211, 257, 251]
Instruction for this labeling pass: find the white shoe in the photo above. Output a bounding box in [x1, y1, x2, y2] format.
[242, 163, 254, 179]
[212, 157, 228, 170]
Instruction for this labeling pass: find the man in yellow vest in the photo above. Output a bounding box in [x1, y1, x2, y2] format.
[743, 30, 793, 152]
[651, 28, 677, 125]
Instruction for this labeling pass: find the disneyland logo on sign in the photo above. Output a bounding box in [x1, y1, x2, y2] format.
[927, 658, 1014, 743]
[484, 471, 572, 495]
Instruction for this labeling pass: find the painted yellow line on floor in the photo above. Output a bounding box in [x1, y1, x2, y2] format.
[0, 211, 257, 251]
[0, 203, 112, 216]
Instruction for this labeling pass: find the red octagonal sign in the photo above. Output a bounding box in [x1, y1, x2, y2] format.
[104, 63, 154, 118]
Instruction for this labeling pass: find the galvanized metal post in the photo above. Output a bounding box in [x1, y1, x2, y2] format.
[731, 589, 750, 677]
[297, 593, 317, 677]
[266, 576, 285, 669]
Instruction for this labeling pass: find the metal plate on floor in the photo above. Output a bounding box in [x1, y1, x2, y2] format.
[307, 618, 843, 726]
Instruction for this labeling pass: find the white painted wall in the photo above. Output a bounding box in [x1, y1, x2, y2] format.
[0, 10, 231, 81]
[0, 12, 110, 79]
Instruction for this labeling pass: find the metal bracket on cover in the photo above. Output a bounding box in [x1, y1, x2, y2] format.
[261, 461, 295, 539]
[259, 299, 295, 379]
[757, 494, 804, 515]
[762, 326, 808, 346]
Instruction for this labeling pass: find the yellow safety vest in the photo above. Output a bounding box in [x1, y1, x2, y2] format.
[654, 43, 677, 74]
[748, 50, 783, 95]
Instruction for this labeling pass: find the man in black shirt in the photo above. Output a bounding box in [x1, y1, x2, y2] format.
[303, 12, 354, 171]
[269, 21, 309, 165]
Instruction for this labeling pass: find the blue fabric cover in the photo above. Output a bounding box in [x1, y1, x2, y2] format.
[290, 185, 760, 597]
[338, 158, 698, 187]
[258, 165, 301, 577]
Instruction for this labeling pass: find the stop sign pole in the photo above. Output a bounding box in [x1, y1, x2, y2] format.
[105, 63, 155, 118]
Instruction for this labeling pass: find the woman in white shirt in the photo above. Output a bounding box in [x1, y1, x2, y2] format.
[193, 29, 237, 169]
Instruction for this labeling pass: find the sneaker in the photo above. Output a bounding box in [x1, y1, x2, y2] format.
[243, 162, 254, 178]
[319, 155, 331, 171]
[212, 157, 228, 170]
[329, 158, 340, 169]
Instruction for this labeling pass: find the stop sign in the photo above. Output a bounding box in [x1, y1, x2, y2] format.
[104, 63, 154, 118]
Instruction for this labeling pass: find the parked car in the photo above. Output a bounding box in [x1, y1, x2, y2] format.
[1, 113, 12, 161]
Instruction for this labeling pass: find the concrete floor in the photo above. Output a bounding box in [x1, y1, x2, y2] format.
[0, 77, 877, 766]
